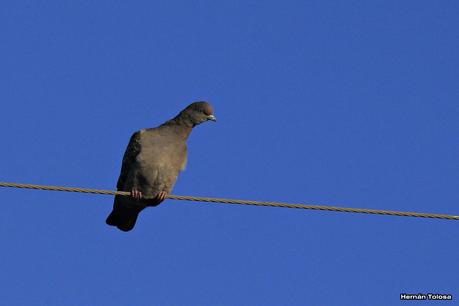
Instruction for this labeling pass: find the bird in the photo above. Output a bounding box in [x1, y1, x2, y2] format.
[106, 101, 216, 232]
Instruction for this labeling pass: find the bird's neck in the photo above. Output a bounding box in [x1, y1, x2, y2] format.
[161, 116, 194, 140]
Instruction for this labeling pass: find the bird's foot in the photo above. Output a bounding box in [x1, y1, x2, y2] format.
[130, 188, 143, 200]
[157, 191, 168, 202]
[149, 191, 168, 206]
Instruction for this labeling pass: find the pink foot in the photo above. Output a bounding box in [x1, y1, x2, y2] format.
[156, 191, 168, 203]
[131, 188, 143, 200]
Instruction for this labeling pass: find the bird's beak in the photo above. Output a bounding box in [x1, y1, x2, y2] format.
[207, 115, 217, 122]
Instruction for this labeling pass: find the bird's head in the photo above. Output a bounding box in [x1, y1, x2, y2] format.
[180, 101, 217, 126]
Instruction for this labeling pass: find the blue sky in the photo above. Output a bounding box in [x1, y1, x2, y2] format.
[1, 1, 458, 305]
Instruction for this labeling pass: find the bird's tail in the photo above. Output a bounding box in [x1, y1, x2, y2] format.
[106, 196, 144, 232]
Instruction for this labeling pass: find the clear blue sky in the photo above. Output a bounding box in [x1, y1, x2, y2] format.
[1, 1, 458, 305]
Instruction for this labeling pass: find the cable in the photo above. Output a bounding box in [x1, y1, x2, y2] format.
[0, 181, 458, 220]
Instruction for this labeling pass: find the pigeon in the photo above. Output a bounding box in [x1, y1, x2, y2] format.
[106, 101, 216, 232]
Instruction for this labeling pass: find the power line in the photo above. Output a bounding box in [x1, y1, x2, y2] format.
[0, 181, 458, 220]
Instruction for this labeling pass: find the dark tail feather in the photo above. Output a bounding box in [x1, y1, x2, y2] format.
[106, 197, 144, 232]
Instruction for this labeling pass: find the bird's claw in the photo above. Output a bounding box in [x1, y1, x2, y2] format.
[131, 189, 143, 200]
[157, 191, 168, 202]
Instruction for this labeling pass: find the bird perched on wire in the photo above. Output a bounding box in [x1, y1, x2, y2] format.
[106, 101, 216, 232]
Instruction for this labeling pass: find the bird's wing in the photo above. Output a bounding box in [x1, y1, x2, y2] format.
[179, 145, 187, 171]
[116, 131, 142, 190]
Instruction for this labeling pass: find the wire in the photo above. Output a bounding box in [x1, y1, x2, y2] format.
[0, 181, 458, 220]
